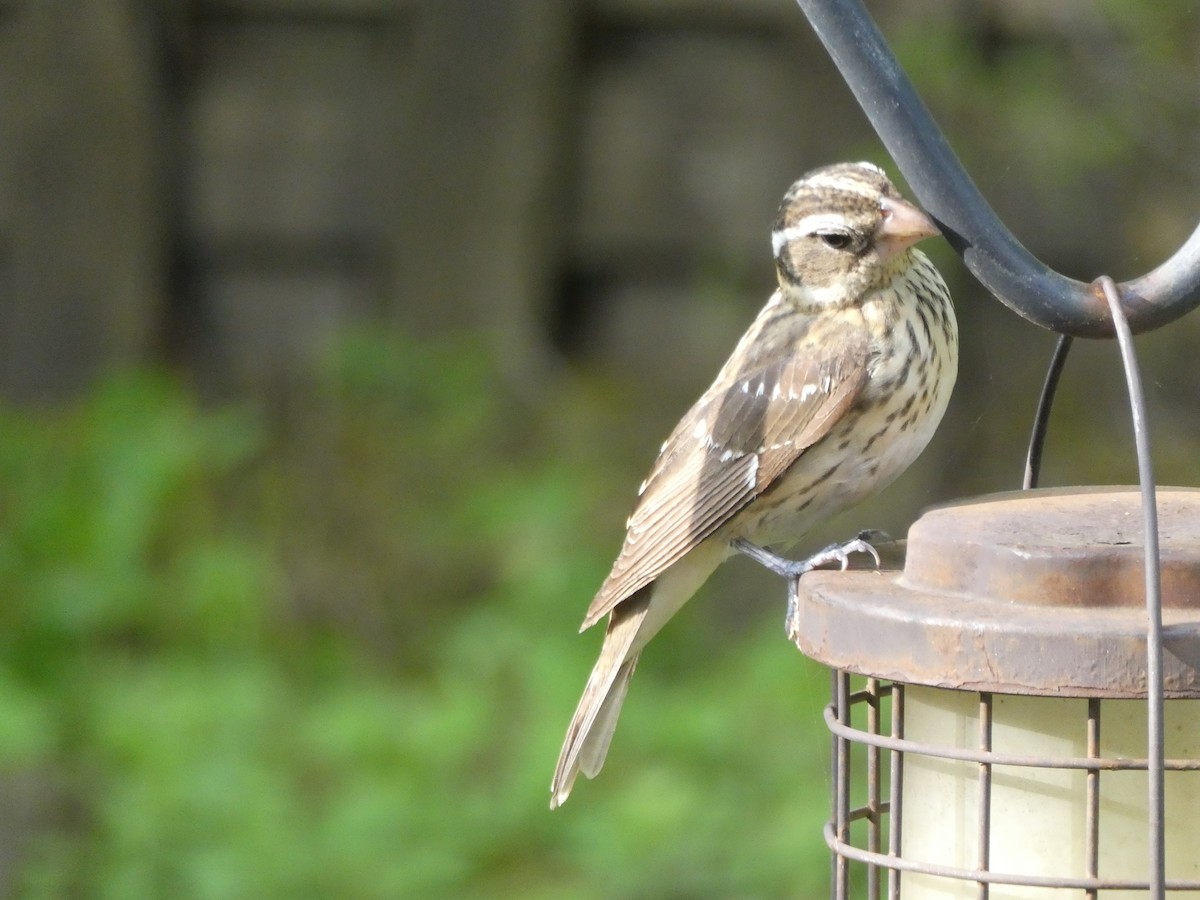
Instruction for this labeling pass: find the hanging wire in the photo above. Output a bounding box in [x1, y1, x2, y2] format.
[1097, 275, 1165, 897]
[1022, 335, 1074, 490]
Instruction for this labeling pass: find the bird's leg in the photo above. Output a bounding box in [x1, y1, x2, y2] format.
[732, 530, 889, 636]
[733, 529, 888, 578]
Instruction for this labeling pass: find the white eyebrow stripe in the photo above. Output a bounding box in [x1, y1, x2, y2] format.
[772, 215, 850, 253]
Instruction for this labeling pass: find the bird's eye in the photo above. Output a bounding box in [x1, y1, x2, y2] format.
[818, 231, 855, 251]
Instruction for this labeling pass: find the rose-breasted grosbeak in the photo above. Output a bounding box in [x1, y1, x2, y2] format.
[550, 161, 958, 808]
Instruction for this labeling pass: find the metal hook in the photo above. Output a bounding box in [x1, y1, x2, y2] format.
[794, 0, 1200, 338]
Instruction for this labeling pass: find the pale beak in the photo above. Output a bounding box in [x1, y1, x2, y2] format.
[876, 196, 940, 261]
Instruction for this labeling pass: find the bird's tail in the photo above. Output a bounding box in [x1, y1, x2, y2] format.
[549, 590, 650, 809]
[550, 541, 729, 808]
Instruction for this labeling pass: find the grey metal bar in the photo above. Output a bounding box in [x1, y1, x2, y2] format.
[823, 823, 1200, 891]
[829, 669, 838, 900]
[1099, 274, 1165, 900]
[823, 705, 1200, 772]
[846, 802, 892, 825]
[836, 670, 851, 898]
[866, 678, 881, 900]
[793, 0, 1200, 338]
[977, 693, 993, 900]
[887, 684, 904, 900]
[1085, 698, 1101, 900]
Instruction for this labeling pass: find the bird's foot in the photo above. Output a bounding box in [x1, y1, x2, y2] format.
[799, 529, 888, 573]
[733, 530, 890, 640]
[732, 530, 888, 578]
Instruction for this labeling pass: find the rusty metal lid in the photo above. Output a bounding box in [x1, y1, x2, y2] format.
[792, 487, 1200, 697]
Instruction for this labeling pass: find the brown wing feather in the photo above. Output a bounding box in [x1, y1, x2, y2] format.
[581, 321, 868, 629]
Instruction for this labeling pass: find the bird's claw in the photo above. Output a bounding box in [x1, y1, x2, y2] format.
[804, 530, 887, 572]
[733, 531, 890, 641]
[733, 530, 888, 578]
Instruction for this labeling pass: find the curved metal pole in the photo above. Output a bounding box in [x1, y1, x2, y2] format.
[795, 0, 1200, 338]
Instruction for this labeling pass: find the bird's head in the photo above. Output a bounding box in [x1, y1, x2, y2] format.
[771, 161, 939, 308]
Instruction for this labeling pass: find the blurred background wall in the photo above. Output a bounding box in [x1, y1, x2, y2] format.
[3, 0, 1195, 406]
[0, 1, 1198, 897]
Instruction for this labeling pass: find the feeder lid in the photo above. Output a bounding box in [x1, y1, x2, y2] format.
[792, 486, 1200, 698]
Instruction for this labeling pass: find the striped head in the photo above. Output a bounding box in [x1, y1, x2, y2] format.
[772, 162, 940, 308]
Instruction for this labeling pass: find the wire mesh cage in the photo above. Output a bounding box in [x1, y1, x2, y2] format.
[797, 489, 1200, 897]
[824, 677, 1200, 897]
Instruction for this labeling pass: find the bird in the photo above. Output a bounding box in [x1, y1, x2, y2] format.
[549, 161, 958, 809]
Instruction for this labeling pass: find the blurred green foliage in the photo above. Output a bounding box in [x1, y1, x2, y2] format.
[0, 332, 835, 898]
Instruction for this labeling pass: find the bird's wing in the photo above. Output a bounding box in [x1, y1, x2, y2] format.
[581, 322, 869, 629]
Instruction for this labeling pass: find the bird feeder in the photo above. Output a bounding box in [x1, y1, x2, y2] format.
[793, 487, 1200, 896]
[780, 1, 1200, 896]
